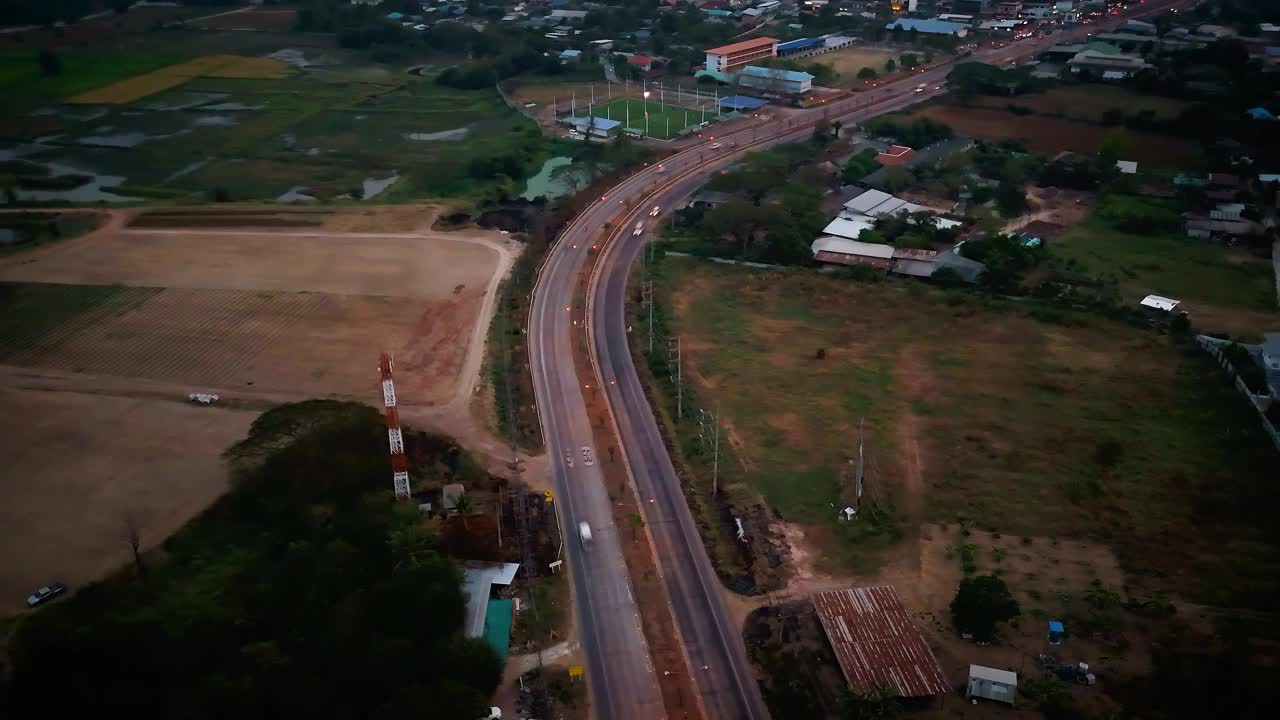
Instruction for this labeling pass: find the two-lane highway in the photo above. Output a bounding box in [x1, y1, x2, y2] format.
[529, 3, 1185, 716]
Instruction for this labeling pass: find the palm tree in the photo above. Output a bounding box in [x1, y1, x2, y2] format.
[452, 493, 473, 530]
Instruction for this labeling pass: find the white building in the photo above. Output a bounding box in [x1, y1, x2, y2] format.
[967, 665, 1017, 706]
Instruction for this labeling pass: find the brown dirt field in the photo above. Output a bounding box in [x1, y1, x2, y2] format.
[908, 105, 1200, 169]
[0, 6, 192, 49]
[0, 213, 520, 618]
[1, 286, 471, 405]
[0, 228, 503, 405]
[0, 229, 493, 300]
[0, 386, 255, 615]
[811, 47, 898, 81]
[190, 9, 298, 31]
[976, 85, 1189, 122]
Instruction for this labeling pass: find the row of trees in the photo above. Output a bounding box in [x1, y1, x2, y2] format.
[863, 116, 954, 149]
[674, 143, 833, 264]
[4, 400, 502, 718]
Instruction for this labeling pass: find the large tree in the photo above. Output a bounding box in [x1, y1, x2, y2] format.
[950, 574, 1021, 642]
[7, 401, 502, 718]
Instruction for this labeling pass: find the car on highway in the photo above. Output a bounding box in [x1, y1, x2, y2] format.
[578, 522, 593, 545]
[26, 582, 66, 608]
[633, 221, 644, 236]
[656, 164, 666, 174]
[709, 142, 721, 149]
[649, 205, 661, 217]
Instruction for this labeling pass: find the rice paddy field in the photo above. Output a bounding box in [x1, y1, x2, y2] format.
[0, 49, 562, 203]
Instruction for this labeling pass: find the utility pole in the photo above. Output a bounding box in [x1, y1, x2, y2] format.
[855, 417, 865, 513]
[712, 401, 721, 496]
[667, 336, 683, 419]
[642, 280, 654, 355]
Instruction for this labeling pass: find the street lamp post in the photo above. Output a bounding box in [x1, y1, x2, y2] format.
[643, 90, 650, 137]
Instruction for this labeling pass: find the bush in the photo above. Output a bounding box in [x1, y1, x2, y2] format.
[1096, 195, 1181, 235]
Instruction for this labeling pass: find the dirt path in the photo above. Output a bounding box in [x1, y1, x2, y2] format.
[892, 346, 931, 531]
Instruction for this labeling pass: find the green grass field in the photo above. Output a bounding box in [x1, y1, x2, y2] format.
[587, 97, 715, 140]
[1055, 197, 1277, 314]
[650, 256, 1280, 605]
[0, 53, 563, 203]
[0, 48, 192, 109]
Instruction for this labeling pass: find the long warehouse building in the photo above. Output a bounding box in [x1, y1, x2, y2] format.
[705, 36, 779, 74]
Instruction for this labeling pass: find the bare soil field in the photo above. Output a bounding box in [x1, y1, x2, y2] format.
[0, 212, 517, 613]
[0, 228, 502, 404]
[0, 227, 493, 300]
[907, 105, 1200, 169]
[189, 9, 299, 31]
[0, 386, 255, 615]
[810, 46, 898, 81]
[0, 6, 194, 49]
[975, 85, 1190, 122]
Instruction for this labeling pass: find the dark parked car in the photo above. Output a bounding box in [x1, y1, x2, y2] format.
[26, 583, 66, 608]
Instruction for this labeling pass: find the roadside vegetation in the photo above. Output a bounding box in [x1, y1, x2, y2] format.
[2, 400, 501, 717]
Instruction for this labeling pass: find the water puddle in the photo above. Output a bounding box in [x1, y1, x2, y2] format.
[190, 115, 237, 127]
[200, 102, 265, 111]
[277, 186, 318, 202]
[78, 132, 153, 148]
[404, 127, 470, 142]
[361, 173, 400, 199]
[142, 93, 228, 111]
[165, 158, 210, 182]
[522, 156, 574, 200]
[14, 159, 139, 203]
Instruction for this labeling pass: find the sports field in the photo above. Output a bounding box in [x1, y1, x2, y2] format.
[587, 97, 717, 140]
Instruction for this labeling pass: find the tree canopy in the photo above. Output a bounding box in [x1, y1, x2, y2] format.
[5, 400, 501, 718]
[950, 574, 1021, 642]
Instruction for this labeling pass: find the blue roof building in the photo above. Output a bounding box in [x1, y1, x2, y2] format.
[717, 95, 768, 112]
[738, 65, 814, 94]
[385, 12, 404, 20]
[777, 37, 823, 56]
[885, 18, 969, 36]
[563, 116, 623, 138]
[1247, 107, 1277, 121]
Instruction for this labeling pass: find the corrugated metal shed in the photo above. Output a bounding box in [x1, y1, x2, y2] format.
[813, 586, 950, 698]
[740, 65, 815, 83]
[820, 217, 877, 241]
[843, 189, 893, 214]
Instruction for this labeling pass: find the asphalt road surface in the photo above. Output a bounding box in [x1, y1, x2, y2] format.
[528, 3, 1184, 718]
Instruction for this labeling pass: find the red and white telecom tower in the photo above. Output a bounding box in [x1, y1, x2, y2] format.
[378, 352, 412, 499]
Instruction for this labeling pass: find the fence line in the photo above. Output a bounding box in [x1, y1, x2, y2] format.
[1195, 336, 1280, 452]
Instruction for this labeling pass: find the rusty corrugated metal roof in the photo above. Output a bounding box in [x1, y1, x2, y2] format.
[812, 586, 950, 698]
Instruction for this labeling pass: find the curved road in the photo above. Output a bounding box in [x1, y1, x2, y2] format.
[528, 4, 1183, 718]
